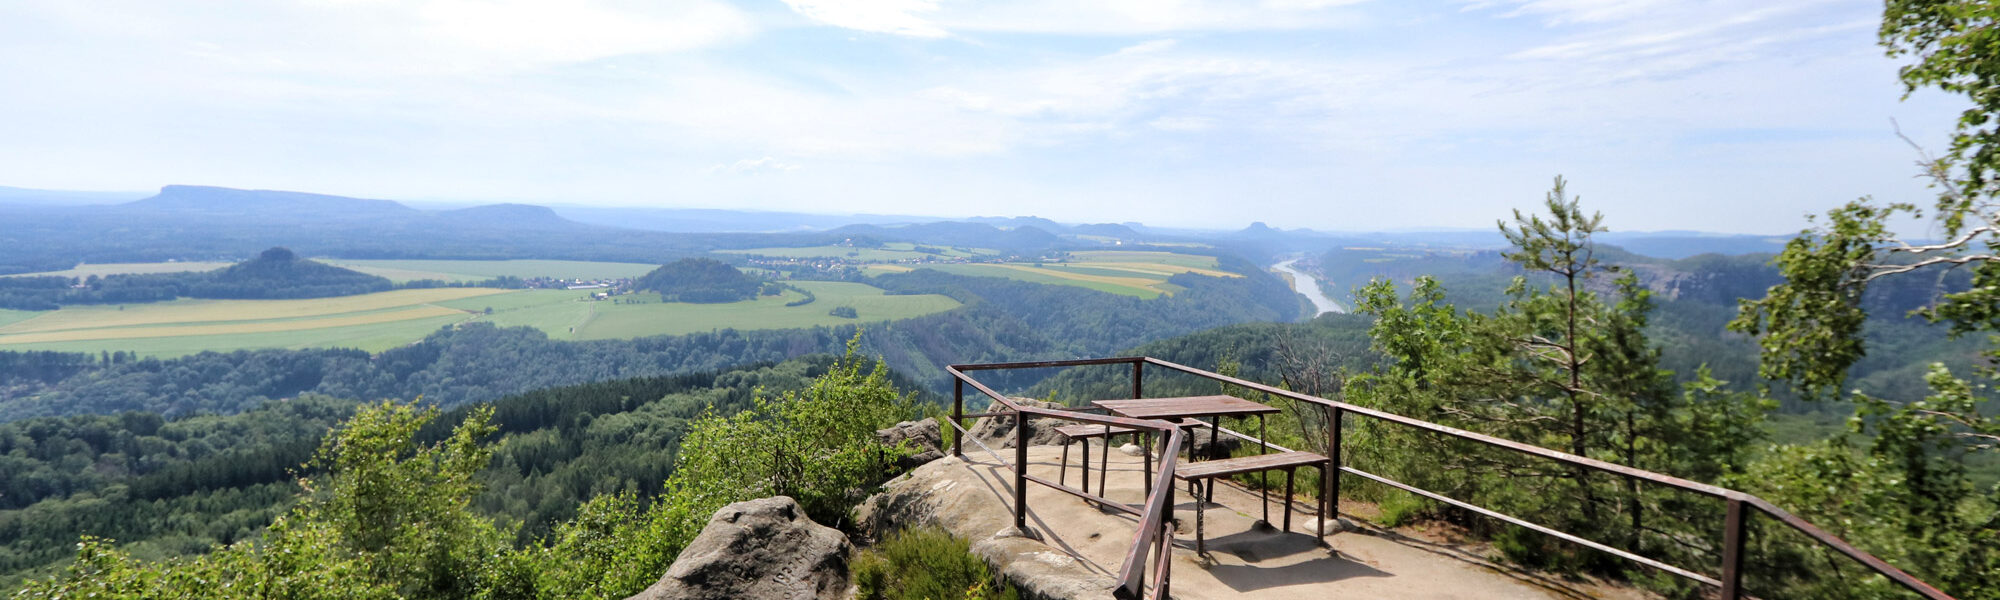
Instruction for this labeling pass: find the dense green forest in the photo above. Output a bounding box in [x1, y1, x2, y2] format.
[6, 344, 949, 599]
[0, 356, 866, 590]
[633, 257, 762, 303]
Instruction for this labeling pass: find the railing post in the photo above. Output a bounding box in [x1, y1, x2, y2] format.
[1721, 498, 1746, 599]
[953, 377, 964, 457]
[1015, 408, 1030, 530]
[1131, 360, 1144, 400]
[1326, 406, 1343, 527]
[1161, 478, 1175, 598]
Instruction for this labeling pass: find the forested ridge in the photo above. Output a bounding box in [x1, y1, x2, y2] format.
[0, 357, 859, 590]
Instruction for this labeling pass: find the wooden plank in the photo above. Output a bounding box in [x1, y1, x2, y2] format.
[1174, 451, 1328, 480]
[1056, 424, 1136, 438]
[1093, 395, 1279, 419]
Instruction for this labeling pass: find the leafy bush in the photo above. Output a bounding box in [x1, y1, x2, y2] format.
[852, 527, 1018, 600]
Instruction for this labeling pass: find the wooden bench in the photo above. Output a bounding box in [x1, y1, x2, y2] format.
[1056, 418, 1202, 496]
[1056, 423, 1144, 496]
[1174, 450, 1332, 554]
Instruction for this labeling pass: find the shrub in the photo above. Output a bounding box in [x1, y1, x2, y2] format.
[853, 527, 1018, 600]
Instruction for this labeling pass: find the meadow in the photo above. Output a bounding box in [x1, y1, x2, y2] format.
[2, 262, 232, 278]
[316, 259, 661, 283]
[0, 280, 958, 357]
[716, 242, 994, 262]
[863, 250, 1238, 298]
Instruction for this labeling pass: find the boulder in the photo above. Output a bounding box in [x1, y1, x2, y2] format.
[967, 398, 1072, 448]
[625, 496, 851, 600]
[876, 418, 945, 469]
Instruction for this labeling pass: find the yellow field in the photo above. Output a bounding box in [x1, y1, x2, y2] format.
[0, 288, 507, 335]
[0, 306, 464, 344]
[863, 250, 1238, 297]
[2, 262, 232, 278]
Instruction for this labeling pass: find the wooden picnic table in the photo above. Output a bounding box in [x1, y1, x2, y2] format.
[1094, 394, 1329, 554]
[1091, 395, 1279, 497]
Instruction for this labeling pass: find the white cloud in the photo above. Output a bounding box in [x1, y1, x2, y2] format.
[709, 157, 803, 175]
[779, 0, 1368, 37]
[780, 0, 948, 38]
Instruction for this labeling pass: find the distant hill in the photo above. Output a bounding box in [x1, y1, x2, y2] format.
[635, 258, 763, 303]
[0, 246, 396, 309]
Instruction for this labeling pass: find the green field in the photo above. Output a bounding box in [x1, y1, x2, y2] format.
[717, 242, 994, 262]
[2, 262, 232, 278]
[862, 251, 1234, 298]
[318, 259, 660, 283]
[0, 281, 960, 357]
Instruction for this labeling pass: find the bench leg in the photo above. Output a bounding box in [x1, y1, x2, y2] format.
[1059, 441, 1070, 487]
[1261, 472, 1271, 525]
[1284, 467, 1296, 533]
[1197, 477, 1208, 556]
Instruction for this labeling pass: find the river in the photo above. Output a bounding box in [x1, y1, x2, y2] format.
[1272, 258, 1345, 315]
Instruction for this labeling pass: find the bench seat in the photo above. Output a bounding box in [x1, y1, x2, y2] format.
[1173, 450, 1329, 480]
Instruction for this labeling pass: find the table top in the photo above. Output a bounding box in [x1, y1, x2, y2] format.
[1091, 395, 1278, 420]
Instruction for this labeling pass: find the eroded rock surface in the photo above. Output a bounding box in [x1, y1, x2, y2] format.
[967, 398, 1072, 448]
[626, 496, 851, 600]
[877, 418, 945, 469]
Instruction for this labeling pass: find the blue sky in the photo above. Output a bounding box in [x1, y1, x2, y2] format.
[0, 0, 1969, 233]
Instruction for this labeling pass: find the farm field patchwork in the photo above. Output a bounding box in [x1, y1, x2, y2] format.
[317, 259, 660, 283]
[0, 281, 960, 357]
[565, 281, 960, 340]
[0, 288, 511, 356]
[2, 262, 232, 278]
[863, 250, 1235, 298]
[716, 242, 994, 262]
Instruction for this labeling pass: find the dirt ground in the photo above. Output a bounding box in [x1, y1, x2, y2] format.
[864, 442, 1657, 600]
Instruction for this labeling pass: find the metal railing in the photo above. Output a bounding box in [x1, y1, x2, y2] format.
[946, 356, 1957, 600]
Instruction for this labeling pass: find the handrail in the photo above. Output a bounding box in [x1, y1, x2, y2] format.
[1134, 356, 1954, 600]
[943, 356, 1956, 600]
[944, 357, 1183, 599]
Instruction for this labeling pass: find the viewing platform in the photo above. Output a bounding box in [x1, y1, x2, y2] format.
[938, 356, 1955, 600]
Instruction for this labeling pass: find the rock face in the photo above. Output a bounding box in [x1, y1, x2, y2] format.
[967, 398, 1072, 448]
[858, 455, 1118, 600]
[625, 496, 851, 600]
[877, 418, 945, 469]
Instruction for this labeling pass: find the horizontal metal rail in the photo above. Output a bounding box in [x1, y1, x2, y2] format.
[1133, 356, 1954, 600]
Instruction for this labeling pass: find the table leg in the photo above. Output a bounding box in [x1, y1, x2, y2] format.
[1260, 413, 1270, 524]
[1098, 432, 1112, 495]
[1142, 432, 1153, 499]
[1080, 437, 1091, 495]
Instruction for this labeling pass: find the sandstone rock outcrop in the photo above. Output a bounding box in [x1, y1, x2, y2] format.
[625, 496, 851, 600]
[876, 418, 945, 469]
[967, 398, 1071, 448]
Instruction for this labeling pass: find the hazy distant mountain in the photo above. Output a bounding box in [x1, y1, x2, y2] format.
[0, 186, 149, 206]
[437, 203, 583, 228]
[1072, 223, 1144, 239]
[124, 185, 418, 220]
[552, 205, 928, 233]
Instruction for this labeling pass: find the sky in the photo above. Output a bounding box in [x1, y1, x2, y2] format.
[0, 0, 1972, 234]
